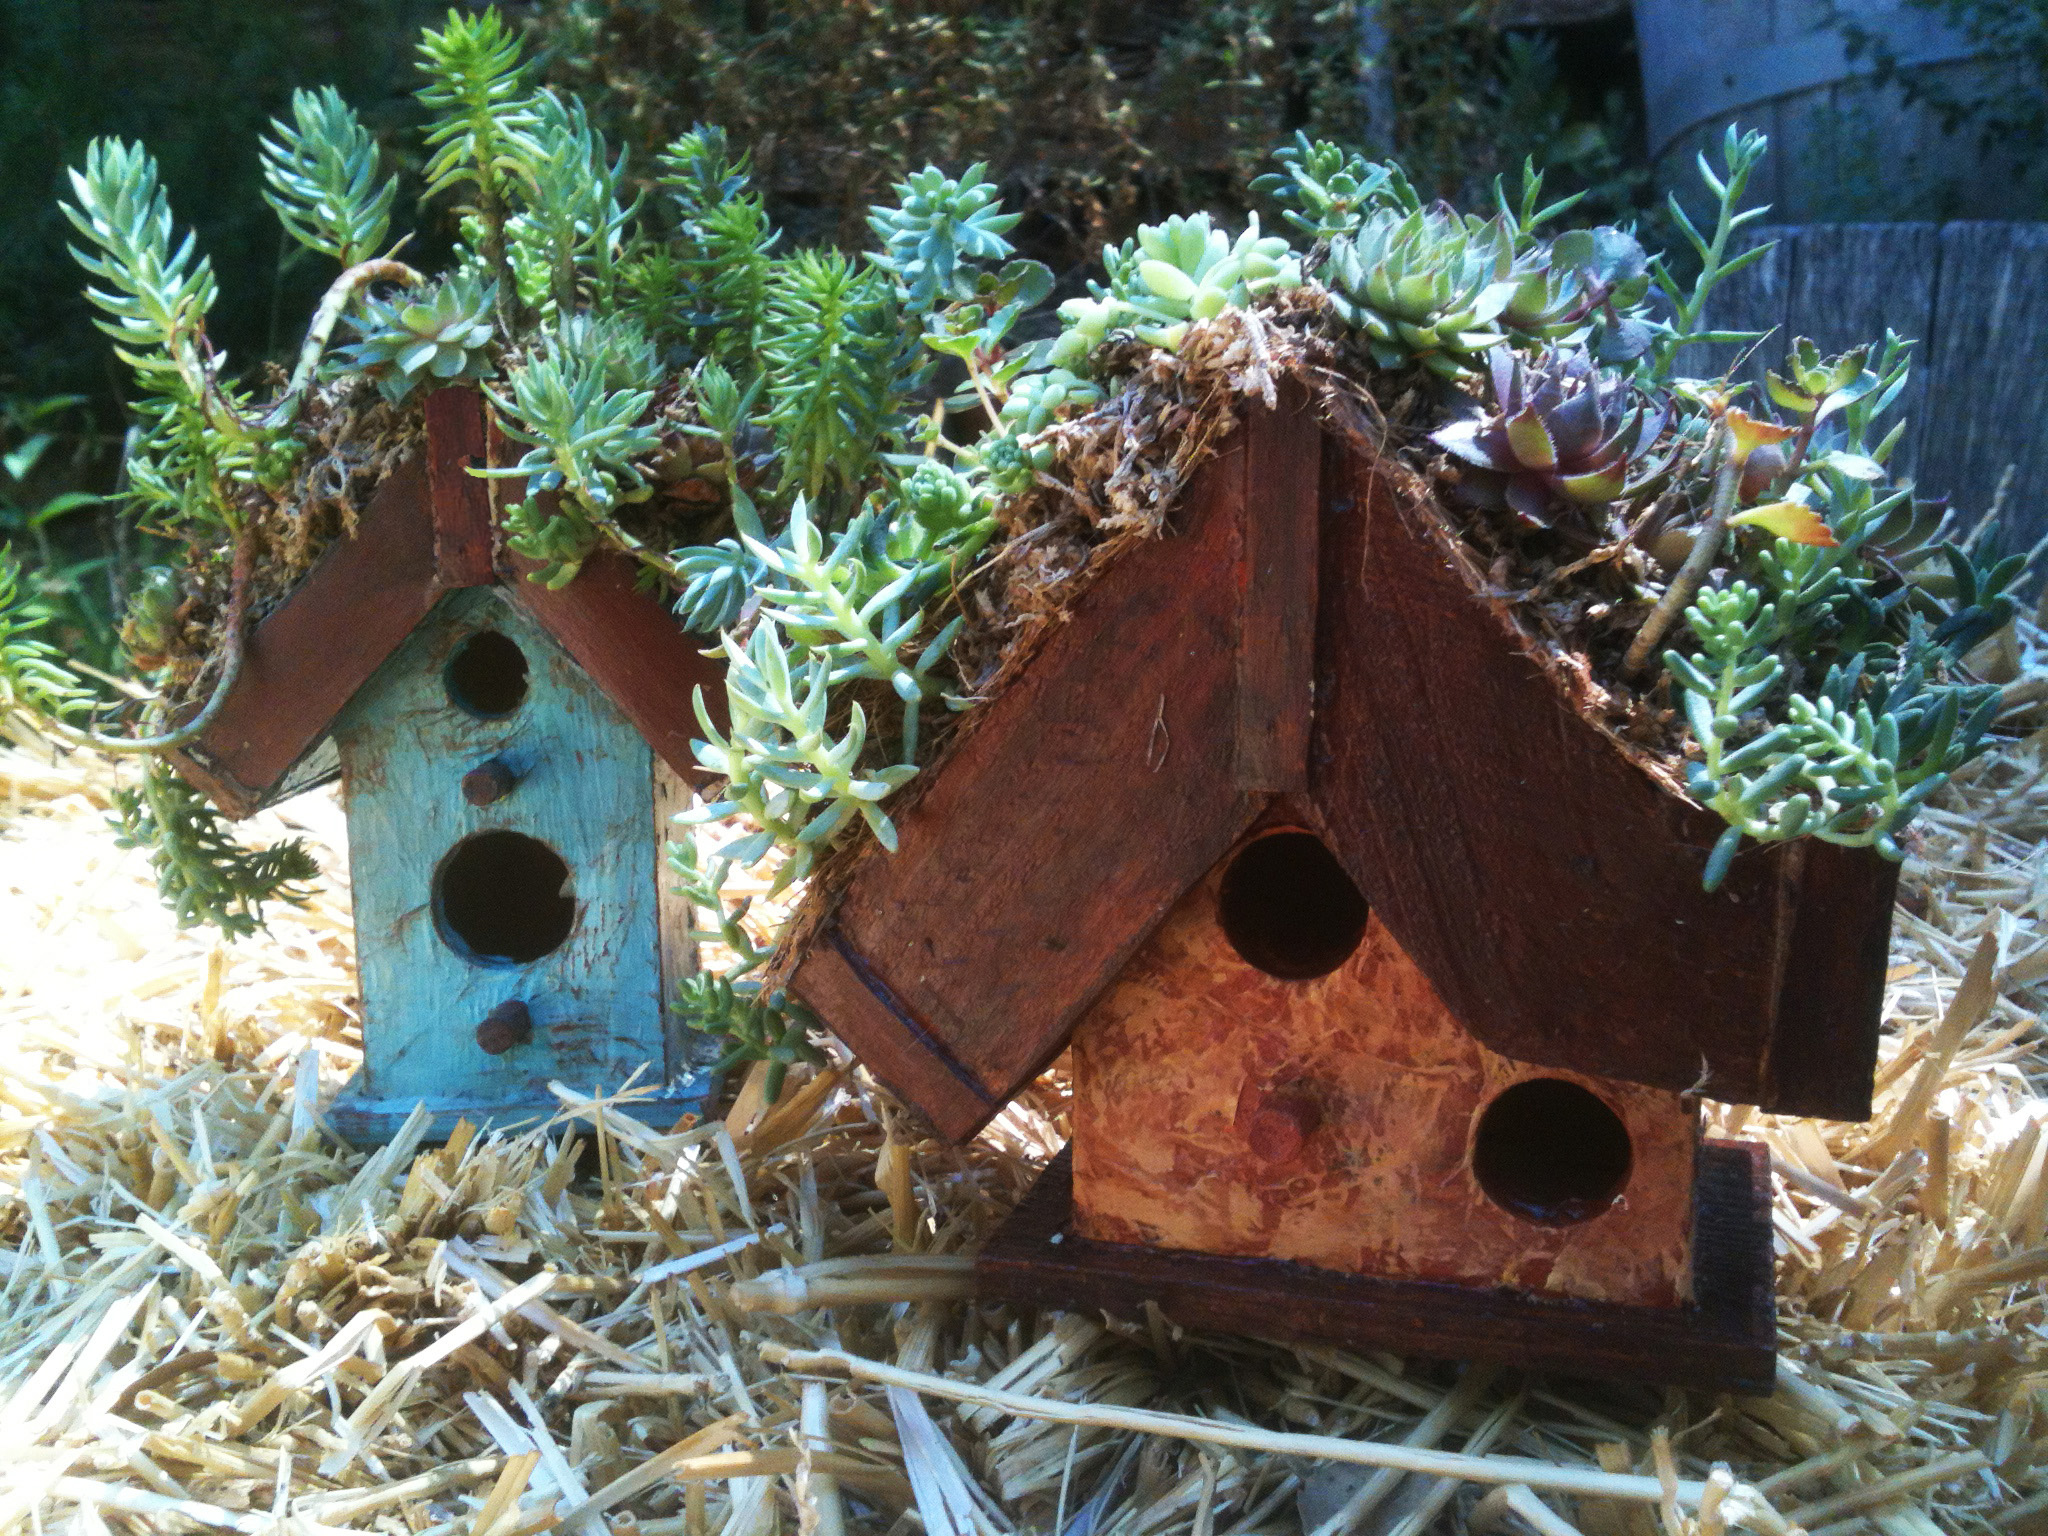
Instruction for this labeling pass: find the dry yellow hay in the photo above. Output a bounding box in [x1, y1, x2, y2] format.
[0, 614, 2044, 1536]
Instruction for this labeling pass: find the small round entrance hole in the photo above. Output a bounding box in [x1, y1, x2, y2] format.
[1217, 831, 1370, 980]
[445, 630, 530, 718]
[434, 831, 575, 964]
[1473, 1079, 1633, 1225]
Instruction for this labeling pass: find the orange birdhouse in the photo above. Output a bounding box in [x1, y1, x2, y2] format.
[783, 390, 1897, 1392]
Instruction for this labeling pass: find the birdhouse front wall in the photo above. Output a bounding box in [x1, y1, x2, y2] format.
[333, 587, 681, 1118]
[1068, 828, 1699, 1308]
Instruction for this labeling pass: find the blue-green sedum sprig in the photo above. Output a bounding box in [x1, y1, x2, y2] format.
[260, 86, 398, 269]
[481, 317, 663, 587]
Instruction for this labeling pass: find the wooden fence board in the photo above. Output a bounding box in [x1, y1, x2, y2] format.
[1924, 222, 2048, 540]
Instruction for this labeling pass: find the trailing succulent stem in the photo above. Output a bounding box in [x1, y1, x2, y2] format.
[112, 759, 319, 936]
[260, 87, 398, 269]
[667, 837, 822, 1102]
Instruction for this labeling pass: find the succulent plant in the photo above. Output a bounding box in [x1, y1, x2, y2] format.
[1766, 337, 1879, 426]
[259, 86, 397, 268]
[480, 318, 663, 586]
[1494, 226, 1657, 362]
[334, 273, 497, 401]
[975, 431, 1046, 496]
[1050, 212, 1300, 366]
[996, 367, 1103, 438]
[1323, 207, 1520, 380]
[1431, 348, 1669, 532]
[866, 161, 1021, 314]
[900, 459, 986, 534]
[1252, 133, 1415, 242]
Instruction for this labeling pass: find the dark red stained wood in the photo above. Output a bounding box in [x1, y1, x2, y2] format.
[1234, 385, 1320, 793]
[1764, 839, 1898, 1119]
[799, 929, 1002, 1140]
[425, 386, 496, 588]
[164, 747, 265, 821]
[793, 423, 1276, 1141]
[1308, 441, 1892, 1119]
[977, 1141, 1776, 1393]
[500, 547, 727, 783]
[183, 453, 440, 808]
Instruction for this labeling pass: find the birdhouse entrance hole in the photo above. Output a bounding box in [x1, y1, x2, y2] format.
[1472, 1079, 1633, 1226]
[445, 630, 530, 718]
[1217, 830, 1370, 980]
[434, 830, 576, 964]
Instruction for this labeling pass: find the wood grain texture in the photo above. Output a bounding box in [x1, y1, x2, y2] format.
[333, 588, 683, 1126]
[1925, 222, 2048, 545]
[1764, 838, 1898, 1119]
[1308, 439, 1892, 1118]
[185, 452, 440, 806]
[1235, 386, 1320, 792]
[501, 547, 727, 785]
[792, 421, 1275, 1137]
[1068, 833, 1697, 1306]
[329, 1079, 711, 1146]
[798, 928, 1001, 1141]
[978, 1142, 1776, 1393]
[426, 386, 496, 588]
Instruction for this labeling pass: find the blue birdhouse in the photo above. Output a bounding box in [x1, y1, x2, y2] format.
[170, 389, 726, 1143]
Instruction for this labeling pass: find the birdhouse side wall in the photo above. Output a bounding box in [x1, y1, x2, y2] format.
[1068, 846, 1699, 1308]
[334, 588, 670, 1114]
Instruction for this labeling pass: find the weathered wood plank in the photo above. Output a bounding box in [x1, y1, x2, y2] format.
[792, 422, 1269, 1139]
[425, 386, 496, 588]
[1308, 439, 1890, 1119]
[799, 931, 1001, 1140]
[1235, 386, 1320, 792]
[976, 1143, 1776, 1394]
[1924, 221, 2048, 548]
[186, 452, 440, 807]
[1765, 838, 1897, 1118]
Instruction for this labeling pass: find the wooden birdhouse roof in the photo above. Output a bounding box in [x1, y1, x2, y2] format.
[789, 393, 1898, 1139]
[171, 387, 722, 817]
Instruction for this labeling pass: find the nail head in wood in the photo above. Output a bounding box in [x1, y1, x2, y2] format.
[475, 999, 534, 1054]
[462, 756, 520, 806]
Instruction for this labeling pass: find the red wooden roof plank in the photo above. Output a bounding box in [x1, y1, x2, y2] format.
[425, 386, 496, 588]
[1233, 382, 1320, 792]
[180, 387, 727, 809]
[186, 451, 441, 806]
[1306, 441, 1887, 1120]
[791, 412, 1316, 1136]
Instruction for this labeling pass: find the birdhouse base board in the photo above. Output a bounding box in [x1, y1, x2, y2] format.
[328, 1072, 719, 1147]
[977, 1142, 1775, 1394]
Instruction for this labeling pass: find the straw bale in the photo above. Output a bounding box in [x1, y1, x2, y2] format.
[0, 617, 2045, 1535]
